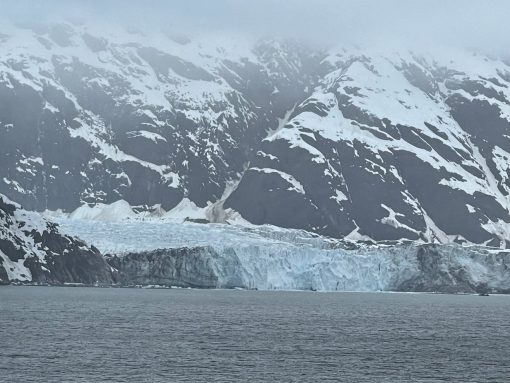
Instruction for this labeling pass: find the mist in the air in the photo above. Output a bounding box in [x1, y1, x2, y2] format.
[1, 0, 509, 54]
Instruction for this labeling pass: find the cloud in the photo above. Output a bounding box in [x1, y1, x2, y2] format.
[1, 0, 509, 53]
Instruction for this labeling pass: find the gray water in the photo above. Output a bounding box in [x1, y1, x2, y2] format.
[1, 287, 509, 382]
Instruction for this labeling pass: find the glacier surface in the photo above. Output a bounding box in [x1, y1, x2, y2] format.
[52, 205, 510, 292]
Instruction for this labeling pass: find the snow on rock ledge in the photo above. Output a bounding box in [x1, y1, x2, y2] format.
[0, 194, 113, 284]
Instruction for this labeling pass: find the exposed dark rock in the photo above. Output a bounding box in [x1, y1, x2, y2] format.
[106, 247, 219, 288]
[393, 244, 510, 293]
[0, 194, 113, 285]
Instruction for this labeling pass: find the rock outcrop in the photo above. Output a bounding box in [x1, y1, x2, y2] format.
[0, 194, 113, 284]
[393, 244, 510, 294]
[106, 247, 219, 288]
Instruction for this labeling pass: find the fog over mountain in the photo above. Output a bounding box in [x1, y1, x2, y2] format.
[1, 1, 510, 287]
[3, 5, 510, 383]
[2, 0, 510, 54]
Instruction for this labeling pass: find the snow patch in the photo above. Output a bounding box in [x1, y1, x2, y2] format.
[251, 167, 305, 194]
[126, 130, 167, 143]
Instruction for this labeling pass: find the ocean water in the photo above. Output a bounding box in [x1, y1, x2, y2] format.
[1, 287, 509, 382]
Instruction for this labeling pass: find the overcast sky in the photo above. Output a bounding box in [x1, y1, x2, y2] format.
[1, 0, 509, 52]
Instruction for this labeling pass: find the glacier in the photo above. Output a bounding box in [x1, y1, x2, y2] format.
[50, 203, 510, 293]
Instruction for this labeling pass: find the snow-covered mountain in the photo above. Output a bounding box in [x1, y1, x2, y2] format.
[0, 20, 317, 212]
[1, 20, 510, 246]
[0, 194, 112, 284]
[227, 48, 510, 246]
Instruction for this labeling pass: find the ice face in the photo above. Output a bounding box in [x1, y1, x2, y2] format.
[53, 214, 510, 292]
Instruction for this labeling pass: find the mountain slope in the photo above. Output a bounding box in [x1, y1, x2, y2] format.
[226, 48, 510, 246]
[0, 20, 318, 211]
[0, 194, 112, 284]
[1, 21, 510, 246]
